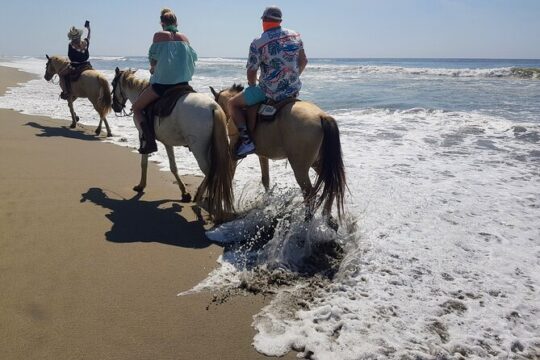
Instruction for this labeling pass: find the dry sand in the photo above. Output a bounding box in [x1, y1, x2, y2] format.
[0, 66, 293, 360]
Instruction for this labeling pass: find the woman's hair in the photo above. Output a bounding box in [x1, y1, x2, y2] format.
[160, 8, 177, 26]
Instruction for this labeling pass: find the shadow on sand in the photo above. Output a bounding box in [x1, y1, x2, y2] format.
[80, 187, 211, 249]
[25, 121, 100, 141]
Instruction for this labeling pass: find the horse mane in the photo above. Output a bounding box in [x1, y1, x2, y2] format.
[230, 83, 244, 93]
[51, 55, 69, 65]
[123, 70, 149, 92]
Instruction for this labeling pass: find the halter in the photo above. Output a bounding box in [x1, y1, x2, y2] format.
[111, 71, 132, 117]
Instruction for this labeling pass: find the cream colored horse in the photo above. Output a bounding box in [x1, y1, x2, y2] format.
[44, 55, 112, 136]
[210, 84, 346, 224]
[111, 68, 234, 222]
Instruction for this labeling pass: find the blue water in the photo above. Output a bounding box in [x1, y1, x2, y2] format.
[92, 56, 540, 122]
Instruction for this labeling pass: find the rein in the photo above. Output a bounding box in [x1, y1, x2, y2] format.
[45, 58, 72, 88]
[111, 73, 132, 117]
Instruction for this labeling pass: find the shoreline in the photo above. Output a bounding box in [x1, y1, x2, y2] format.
[0, 66, 287, 360]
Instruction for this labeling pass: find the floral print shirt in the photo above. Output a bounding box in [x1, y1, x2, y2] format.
[247, 27, 304, 101]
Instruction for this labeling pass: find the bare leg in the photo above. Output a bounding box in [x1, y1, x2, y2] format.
[132, 86, 159, 153]
[228, 92, 248, 130]
[165, 145, 191, 202]
[132, 86, 159, 131]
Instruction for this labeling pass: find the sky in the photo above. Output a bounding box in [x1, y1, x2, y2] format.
[1, 0, 539, 59]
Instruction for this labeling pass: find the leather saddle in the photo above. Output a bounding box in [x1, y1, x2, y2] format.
[246, 97, 301, 131]
[61, 63, 94, 99]
[68, 63, 93, 82]
[139, 84, 196, 153]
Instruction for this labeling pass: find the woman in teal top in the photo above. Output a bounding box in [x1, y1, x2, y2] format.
[132, 8, 198, 153]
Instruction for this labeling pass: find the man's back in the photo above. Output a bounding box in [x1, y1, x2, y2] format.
[247, 27, 304, 101]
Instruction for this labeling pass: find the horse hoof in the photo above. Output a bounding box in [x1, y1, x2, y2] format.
[95, 129, 100, 135]
[133, 185, 145, 193]
[107, 133, 113, 137]
[181, 193, 192, 203]
[70, 123, 76, 129]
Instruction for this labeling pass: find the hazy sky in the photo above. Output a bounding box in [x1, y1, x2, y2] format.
[1, 0, 539, 59]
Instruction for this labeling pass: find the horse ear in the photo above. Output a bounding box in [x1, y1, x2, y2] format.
[115, 67, 120, 74]
[209, 86, 218, 99]
[46, 54, 50, 60]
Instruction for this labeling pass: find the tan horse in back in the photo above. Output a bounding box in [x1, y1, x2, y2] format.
[44, 55, 112, 136]
[211, 84, 347, 225]
[111, 68, 234, 222]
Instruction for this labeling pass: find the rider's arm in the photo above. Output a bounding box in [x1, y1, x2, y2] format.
[247, 68, 258, 86]
[85, 23, 91, 42]
[298, 49, 308, 75]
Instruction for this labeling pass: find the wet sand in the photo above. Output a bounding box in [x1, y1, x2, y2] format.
[0, 66, 291, 360]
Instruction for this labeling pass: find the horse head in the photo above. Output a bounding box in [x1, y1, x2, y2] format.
[44, 54, 55, 81]
[111, 67, 137, 113]
[209, 83, 244, 118]
[111, 67, 127, 112]
[44, 55, 70, 81]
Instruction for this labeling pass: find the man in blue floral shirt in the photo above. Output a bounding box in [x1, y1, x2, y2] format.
[228, 6, 308, 157]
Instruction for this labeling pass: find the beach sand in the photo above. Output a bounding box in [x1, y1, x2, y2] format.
[0, 66, 292, 360]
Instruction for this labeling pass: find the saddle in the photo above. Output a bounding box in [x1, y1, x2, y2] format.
[246, 97, 301, 131]
[61, 63, 93, 100]
[68, 62, 93, 82]
[139, 84, 196, 154]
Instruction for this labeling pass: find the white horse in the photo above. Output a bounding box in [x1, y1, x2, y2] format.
[44, 55, 112, 136]
[111, 68, 234, 222]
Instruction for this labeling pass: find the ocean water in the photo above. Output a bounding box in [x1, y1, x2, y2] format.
[1, 56, 539, 359]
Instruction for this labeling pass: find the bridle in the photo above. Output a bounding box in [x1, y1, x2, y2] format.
[111, 71, 132, 117]
[44, 57, 70, 84]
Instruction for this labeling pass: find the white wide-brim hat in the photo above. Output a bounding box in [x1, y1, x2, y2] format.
[67, 26, 83, 40]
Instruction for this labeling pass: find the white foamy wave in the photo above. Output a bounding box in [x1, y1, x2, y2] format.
[0, 56, 46, 75]
[90, 56, 128, 61]
[198, 57, 245, 64]
[248, 108, 540, 358]
[186, 107, 540, 358]
[305, 64, 536, 79]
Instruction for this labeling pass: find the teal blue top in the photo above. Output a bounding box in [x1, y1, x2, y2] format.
[148, 41, 198, 84]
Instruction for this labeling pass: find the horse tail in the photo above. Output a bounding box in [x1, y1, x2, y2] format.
[96, 75, 112, 117]
[312, 115, 347, 220]
[203, 106, 234, 221]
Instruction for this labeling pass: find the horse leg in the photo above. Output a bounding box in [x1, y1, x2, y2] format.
[67, 100, 78, 128]
[291, 162, 315, 220]
[259, 156, 270, 191]
[133, 154, 149, 192]
[165, 145, 191, 202]
[102, 117, 112, 137]
[95, 118, 103, 135]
